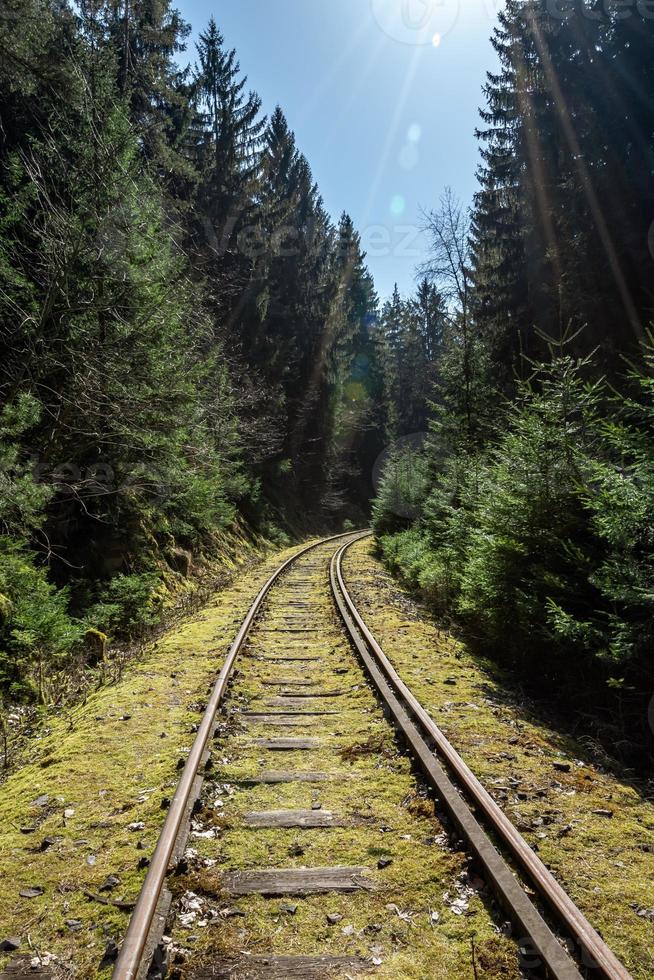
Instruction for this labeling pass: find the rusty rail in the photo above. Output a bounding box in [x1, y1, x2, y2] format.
[113, 529, 632, 980]
[331, 534, 633, 980]
[112, 530, 364, 980]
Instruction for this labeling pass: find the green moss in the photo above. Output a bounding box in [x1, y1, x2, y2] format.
[343, 539, 654, 980]
[164, 542, 519, 979]
[0, 539, 314, 978]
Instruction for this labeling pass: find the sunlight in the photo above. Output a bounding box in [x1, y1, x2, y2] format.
[525, 10, 643, 341]
[295, 13, 371, 128]
[361, 40, 423, 226]
[321, 27, 389, 148]
[370, 0, 460, 47]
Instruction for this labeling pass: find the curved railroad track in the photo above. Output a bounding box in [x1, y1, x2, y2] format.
[113, 531, 632, 980]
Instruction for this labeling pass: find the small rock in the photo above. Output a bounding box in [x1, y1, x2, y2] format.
[176, 758, 186, 771]
[86, 855, 97, 867]
[160, 797, 171, 810]
[137, 857, 150, 871]
[136, 839, 145, 850]
[128, 822, 145, 832]
[19, 886, 44, 899]
[279, 903, 297, 915]
[0, 938, 21, 952]
[99, 875, 121, 892]
[65, 920, 83, 932]
[326, 913, 343, 926]
[377, 857, 393, 870]
[64, 807, 75, 820]
[592, 809, 614, 818]
[31, 794, 49, 808]
[100, 939, 119, 968]
[553, 762, 571, 773]
[119, 714, 132, 722]
[443, 678, 457, 686]
[342, 924, 355, 936]
[220, 908, 246, 919]
[39, 837, 58, 852]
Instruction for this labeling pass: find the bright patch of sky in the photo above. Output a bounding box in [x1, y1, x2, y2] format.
[176, 0, 502, 300]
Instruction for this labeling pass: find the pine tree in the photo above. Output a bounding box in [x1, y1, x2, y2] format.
[88, 0, 194, 176]
[193, 17, 266, 256]
[412, 277, 445, 364]
[321, 214, 379, 513]
[470, 0, 538, 379]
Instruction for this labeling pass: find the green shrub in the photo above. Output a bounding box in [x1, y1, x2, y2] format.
[0, 540, 83, 701]
[85, 573, 163, 640]
[455, 357, 600, 666]
[375, 348, 654, 706]
[372, 449, 428, 536]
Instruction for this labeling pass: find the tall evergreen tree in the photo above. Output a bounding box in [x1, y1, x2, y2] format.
[193, 17, 265, 258]
[87, 0, 194, 176]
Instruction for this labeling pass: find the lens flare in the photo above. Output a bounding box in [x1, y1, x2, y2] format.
[390, 195, 406, 216]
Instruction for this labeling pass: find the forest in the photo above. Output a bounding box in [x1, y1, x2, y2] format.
[0, 0, 653, 761]
[374, 2, 654, 757]
[0, 0, 388, 714]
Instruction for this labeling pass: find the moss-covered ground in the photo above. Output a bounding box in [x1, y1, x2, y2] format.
[342, 537, 654, 980]
[0, 537, 319, 978]
[166, 541, 520, 979]
[4, 532, 647, 978]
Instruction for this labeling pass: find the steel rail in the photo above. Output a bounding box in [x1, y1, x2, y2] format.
[331, 535, 633, 980]
[113, 530, 365, 980]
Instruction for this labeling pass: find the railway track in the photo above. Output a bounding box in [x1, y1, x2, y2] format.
[113, 532, 633, 980]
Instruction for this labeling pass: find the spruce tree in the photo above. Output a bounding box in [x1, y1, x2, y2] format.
[193, 17, 265, 256]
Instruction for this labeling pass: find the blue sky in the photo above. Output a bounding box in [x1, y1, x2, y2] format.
[175, 0, 502, 301]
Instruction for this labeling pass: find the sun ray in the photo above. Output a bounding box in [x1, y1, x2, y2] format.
[525, 9, 643, 340]
[295, 13, 372, 130]
[320, 27, 390, 152]
[361, 40, 424, 228]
